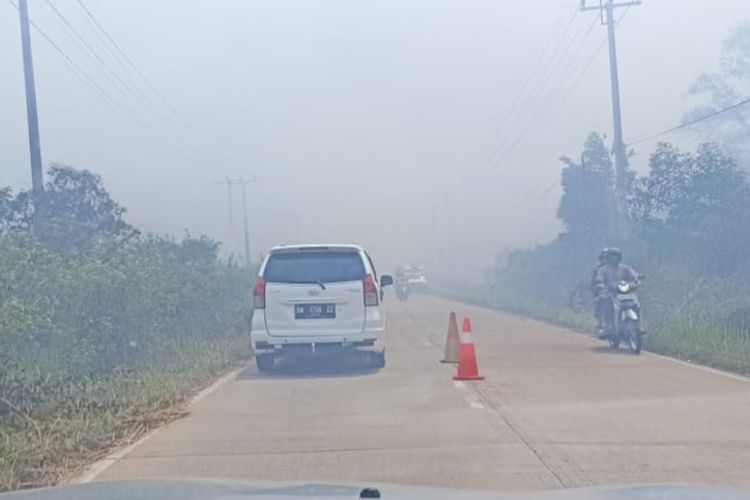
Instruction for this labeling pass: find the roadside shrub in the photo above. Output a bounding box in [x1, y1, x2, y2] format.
[0, 167, 253, 490]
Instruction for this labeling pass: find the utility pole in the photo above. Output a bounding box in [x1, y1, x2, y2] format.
[237, 177, 256, 269]
[214, 177, 256, 266]
[581, 0, 640, 224]
[18, 0, 44, 194]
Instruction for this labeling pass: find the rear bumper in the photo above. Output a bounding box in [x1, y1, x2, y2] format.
[253, 340, 380, 356]
[250, 310, 384, 355]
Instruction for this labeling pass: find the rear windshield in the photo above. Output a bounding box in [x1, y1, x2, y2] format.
[264, 251, 366, 284]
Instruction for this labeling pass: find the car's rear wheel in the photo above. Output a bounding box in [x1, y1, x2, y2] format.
[256, 353, 275, 372]
[368, 350, 385, 369]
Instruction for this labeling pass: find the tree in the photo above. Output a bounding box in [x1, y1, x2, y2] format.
[685, 23, 750, 165]
[557, 132, 616, 243]
[631, 142, 694, 221]
[670, 144, 748, 227]
[12, 165, 137, 252]
[631, 142, 750, 274]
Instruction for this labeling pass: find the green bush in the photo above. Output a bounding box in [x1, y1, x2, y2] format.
[0, 167, 253, 490]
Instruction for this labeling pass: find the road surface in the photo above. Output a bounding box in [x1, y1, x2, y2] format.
[91, 296, 750, 491]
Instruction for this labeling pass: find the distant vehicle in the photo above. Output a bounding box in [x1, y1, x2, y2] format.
[251, 244, 393, 371]
[395, 277, 410, 301]
[398, 265, 429, 294]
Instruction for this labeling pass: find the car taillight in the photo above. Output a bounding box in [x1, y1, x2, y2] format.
[253, 277, 266, 309]
[364, 273, 378, 306]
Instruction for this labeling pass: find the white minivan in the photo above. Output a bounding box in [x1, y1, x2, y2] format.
[250, 244, 393, 371]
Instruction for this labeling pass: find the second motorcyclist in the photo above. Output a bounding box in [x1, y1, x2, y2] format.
[592, 248, 639, 339]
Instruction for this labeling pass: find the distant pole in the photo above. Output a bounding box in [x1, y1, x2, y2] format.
[237, 177, 256, 268]
[581, 0, 640, 226]
[18, 0, 44, 194]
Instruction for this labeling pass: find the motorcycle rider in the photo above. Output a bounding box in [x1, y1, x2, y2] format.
[593, 248, 639, 338]
[590, 248, 609, 334]
[395, 270, 409, 300]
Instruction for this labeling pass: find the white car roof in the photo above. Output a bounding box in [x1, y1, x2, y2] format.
[268, 244, 365, 254]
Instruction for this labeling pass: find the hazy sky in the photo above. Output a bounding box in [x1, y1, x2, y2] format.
[1, 1, 747, 278]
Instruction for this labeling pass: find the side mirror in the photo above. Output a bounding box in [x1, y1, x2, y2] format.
[380, 275, 394, 287]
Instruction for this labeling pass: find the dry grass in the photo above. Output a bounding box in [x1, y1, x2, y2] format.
[0, 337, 250, 492]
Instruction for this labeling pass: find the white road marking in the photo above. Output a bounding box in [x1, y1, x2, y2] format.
[73, 365, 245, 484]
[453, 380, 485, 410]
[74, 428, 161, 484]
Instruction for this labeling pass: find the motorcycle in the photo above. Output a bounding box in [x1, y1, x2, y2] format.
[603, 279, 645, 354]
[395, 282, 409, 302]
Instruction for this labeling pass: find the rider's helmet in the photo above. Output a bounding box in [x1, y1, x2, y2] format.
[605, 247, 623, 265]
[598, 248, 609, 264]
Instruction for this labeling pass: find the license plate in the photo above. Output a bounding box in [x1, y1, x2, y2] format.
[295, 303, 335, 319]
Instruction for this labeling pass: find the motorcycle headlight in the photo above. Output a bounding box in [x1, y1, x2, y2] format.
[618, 282, 631, 293]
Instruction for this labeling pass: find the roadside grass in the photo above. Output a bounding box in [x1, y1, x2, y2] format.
[0, 336, 251, 491]
[646, 318, 750, 375]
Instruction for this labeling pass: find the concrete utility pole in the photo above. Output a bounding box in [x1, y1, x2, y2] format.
[581, 0, 640, 221]
[214, 177, 256, 267]
[237, 177, 256, 269]
[18, 0, 44, 193]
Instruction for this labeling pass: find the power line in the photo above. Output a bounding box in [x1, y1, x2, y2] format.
[41, 0, 177, 141]
[480, 8, 637, 219]
[45, 0, 220, 167]
[489, 5, 587, 162]
[489, 14, 601, 169]
[43, 0, 145, 104]
[547, 5, 632, 116]
[481, 1, 637, 226]
[627, 96, 750, 146]
[556, 38, 608, 104]
[72, 0, 166, 118]
[485, 2, 578, 159]
[75, 0, 181, 118]
[7, 0, 210, 171]
[71, 0, 229, 167]
[9, 0, 227, 173]
[8, 0, 146, 129]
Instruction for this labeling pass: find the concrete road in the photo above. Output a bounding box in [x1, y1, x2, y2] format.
[93, 296, 750, 491]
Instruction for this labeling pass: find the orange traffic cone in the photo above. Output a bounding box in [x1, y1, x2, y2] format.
[441, 312, 460, 363]
[453, 316, 484, 381]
